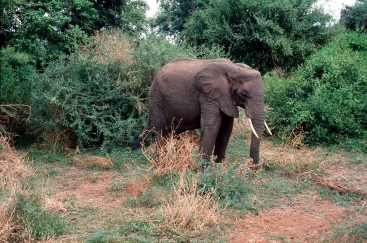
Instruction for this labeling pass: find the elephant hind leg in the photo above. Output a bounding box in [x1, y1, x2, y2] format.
[131, 114, 151, 150]
[131, 135, 143, 150]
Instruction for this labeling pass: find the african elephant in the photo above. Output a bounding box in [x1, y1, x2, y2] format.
[132, 58, 271, 166]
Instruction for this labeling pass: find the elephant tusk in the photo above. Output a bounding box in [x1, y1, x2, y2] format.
[264, 120, 272, 135]
[248, 118, 259, 139]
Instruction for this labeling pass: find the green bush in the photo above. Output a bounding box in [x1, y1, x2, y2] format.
[265, 30, 367, 150]
[31, 53, 145, 149]
[0, 47, 35, 142]
[29, 32, 223, 150]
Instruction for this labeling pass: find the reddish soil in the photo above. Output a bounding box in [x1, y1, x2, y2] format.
[226, 197, 345, 242]
[43, 164, 126, 209]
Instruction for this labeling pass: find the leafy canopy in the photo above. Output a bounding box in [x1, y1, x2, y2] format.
[181, 0, 334, 73]
[340, 0, 367, 31]
[0, 0, 148, 64]
[154, 0, 209, 36]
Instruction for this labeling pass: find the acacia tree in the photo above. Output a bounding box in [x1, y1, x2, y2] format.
[180, 0, 334, 73]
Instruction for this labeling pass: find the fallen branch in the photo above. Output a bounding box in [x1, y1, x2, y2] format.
[296, 171, 367, 197]
[315, 177, 367, 197]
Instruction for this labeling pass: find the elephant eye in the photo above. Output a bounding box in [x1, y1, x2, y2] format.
[241, 91, 249, 99]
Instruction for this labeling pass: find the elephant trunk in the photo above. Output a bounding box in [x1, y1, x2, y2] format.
[249, 115, 264, 166]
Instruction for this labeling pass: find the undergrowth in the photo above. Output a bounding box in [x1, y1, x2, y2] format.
[0, 134, 68, 242]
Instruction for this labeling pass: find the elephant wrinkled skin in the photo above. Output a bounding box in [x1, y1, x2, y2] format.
[132, 58, 268, 166]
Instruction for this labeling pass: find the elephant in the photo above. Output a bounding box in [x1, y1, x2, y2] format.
[132, 58, 271, 167]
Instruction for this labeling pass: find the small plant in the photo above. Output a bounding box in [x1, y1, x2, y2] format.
[124, 173, 151, 197]
[85, 228, 107, 243]
[328, 220, 367, 242]
[11, 192, 67, 240]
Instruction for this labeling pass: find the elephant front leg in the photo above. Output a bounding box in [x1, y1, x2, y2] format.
[214, 114, 234, 163]
[199, 111, 222, 162]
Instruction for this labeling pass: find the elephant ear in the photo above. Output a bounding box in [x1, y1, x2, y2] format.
[195, 63, 239, 118]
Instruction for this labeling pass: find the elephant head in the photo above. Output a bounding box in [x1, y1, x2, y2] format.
[195, 61, 271, 165]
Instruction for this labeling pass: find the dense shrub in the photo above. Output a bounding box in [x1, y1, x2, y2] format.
[265, 30, 367, 150]
[0, 47, 35, 140]
[29, 32, 223, 150]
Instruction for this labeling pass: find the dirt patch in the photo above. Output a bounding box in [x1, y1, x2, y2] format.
[227, 198, 344, 242]
[43, 164, 126, 209]
[321, 153, 367, 194]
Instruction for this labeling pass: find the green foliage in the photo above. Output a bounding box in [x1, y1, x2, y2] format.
[265, 30, 367, 150]
[328, 220, 367, 242]
[196, 164, 305, 214]
[1, 0, 148, 64]
[347, 221, 367, 241]
[181, 0, 334, 73]
[11, 192, 67, 240]
[340, 0, 367, 31]
[318, 187, 363, 206]
[28, 32, 220, 150]
[94, 0, 148, 36]
[119, 220, 154, 236]
[85, 228, 107, 243]
[1, 0, 93, 63]
[124, 190, 162, 208]
[0, 47, 35, 103]
[0, 47, 35, 141]
[32, 54, 145, 149]
[155, 0, 209, 35]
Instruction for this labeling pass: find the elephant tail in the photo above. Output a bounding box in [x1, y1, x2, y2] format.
[131, 114, 151, 150]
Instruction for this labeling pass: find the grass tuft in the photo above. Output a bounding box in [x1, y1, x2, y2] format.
[0, 134, 33, 189]
[72, 154, 113, 169]
[142, 131, 199, 174]
[0, 134, 34, 241]
[262, 124, 321, 174]
[157, 171, 221, 237]
[124, 173, 151, 197]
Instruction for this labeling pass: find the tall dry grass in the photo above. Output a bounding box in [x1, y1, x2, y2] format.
[0, 134, 33, 189]
[261, 124, 321, 174]
[82, 29, 133, 63]
[0, 134, 33, 241]
[142, 131, 199, 174]
[141, 130, 221, 236]
[157, 171, 221, 237]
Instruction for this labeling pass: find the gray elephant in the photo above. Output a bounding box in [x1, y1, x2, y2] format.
[132, 58, 271, 166]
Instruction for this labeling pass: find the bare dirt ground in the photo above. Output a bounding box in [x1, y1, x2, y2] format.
[43, 164, 126, 210]
[227, 195, 345, 242]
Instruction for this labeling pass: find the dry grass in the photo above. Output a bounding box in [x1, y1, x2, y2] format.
[143, 131, 199, 174]
[72, 154, 113, 169]
[260, 124, 321, 174]
[0, 134, 34, 242]
[0, 134, 33, 189]
[83, 29, 133, 63]
[125, 173, 151, 197]
[43, 197, 68, 214]
[157, 171, 221, 237]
